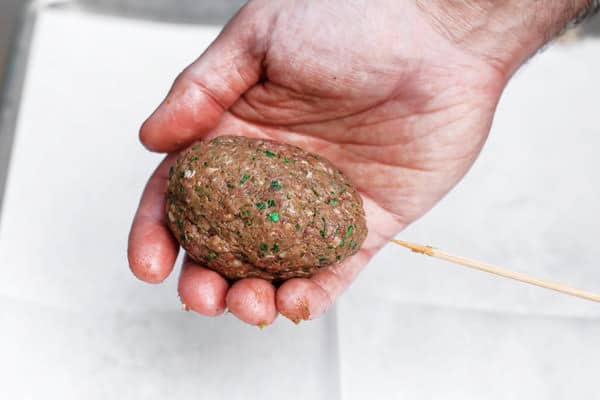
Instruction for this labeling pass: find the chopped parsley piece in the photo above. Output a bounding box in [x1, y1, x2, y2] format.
[178, 185, 184, 194]
[267, 199, 276, 207]
[206, 251, 218, 261]
[256, 202, 266, 210]
[239, 173, 250, 185]
[227, 182, 235, 189]
[265, 150, 277, 158]
[241, 209, 251, 217]
[320, 230, 326, 238]
[345, 225, 354, 238]
[327, 245, 334, 250]
[260, 242, 268, 251]
[268, 212, 280, 222]
[194, 186, 203, 196]
[318, 257, 328, 264]
[190, 155, 199, 161]
[272, 243, 280, 253]
[295, 224, 301, 231]
[329, 198, 339, 206]
[203, 161, 209, 167]
[340, 240, 346, 248]
[283, 157, 290, 163]
[336, 255, 342, 261]
[271, 180, 282, 190]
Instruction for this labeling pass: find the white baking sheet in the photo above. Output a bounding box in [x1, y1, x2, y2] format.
[1, 6, 599, 400]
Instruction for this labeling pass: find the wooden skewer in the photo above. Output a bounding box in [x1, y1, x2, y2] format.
[391, 239, 600, 303]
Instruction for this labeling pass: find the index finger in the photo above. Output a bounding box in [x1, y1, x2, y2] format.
[128, 155, 180, 283]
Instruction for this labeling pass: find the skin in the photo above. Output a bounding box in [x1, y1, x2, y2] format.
[128, 0, 590, 326]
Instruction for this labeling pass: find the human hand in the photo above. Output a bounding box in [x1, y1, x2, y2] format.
[128, 0, 589, 325]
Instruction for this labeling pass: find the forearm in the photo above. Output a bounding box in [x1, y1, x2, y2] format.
[418, 0, 598, 78]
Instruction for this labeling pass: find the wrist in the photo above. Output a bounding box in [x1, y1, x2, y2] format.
[418, 0, 592, 78]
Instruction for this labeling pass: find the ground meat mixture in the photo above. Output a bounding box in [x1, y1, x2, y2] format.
[165, 135, 367, 281]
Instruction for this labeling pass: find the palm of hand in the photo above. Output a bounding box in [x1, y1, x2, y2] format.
[129, 0, 504, 325]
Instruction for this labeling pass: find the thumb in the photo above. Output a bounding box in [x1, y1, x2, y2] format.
[140, 7, 265, 153]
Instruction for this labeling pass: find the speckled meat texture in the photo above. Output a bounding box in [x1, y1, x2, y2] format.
[165, 135, 367, 281]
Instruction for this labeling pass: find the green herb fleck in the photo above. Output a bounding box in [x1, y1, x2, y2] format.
[206, 251, 218, 261]
[176, 219, 184, 231]
[320, 230, 326, 238]
[190, 155, 199, 161]
[169, 166, 174, 178]
[251, 156, 256, 161]
[336, 255, 342, 261]
[267, 199, 276, 207]
[178, 185, 184, 194]
[345, 225, 354, 238]
[340, 240, 346, 248]
[194, 185, 203, 196]
[203, 161, 209, 167]
[272, 243, 280, 253]
[327, 245, 334, 250]
[329, 198, 339, 206]
[350, 239, 357, 249]
[227, 182, 235, 189]
[241, 209, 251, 217]
[256, 202, 266, 210]
[286, 193, 291, 199]
[271, 180, 282, 190]
[268, 212, 280, 222]
[330, 191, 335, 195]
[335, 227, 340, 235]
[239, 173, 250, 185]
[265, 150, 277, 158]
[318, 257, 328, 264]
[283, 157, 290, 164]
[295, 224, 301, 231]
[260, 242, 268, 251]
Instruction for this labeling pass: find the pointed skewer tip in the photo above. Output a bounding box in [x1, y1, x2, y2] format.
[391, 239, 435, 256]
